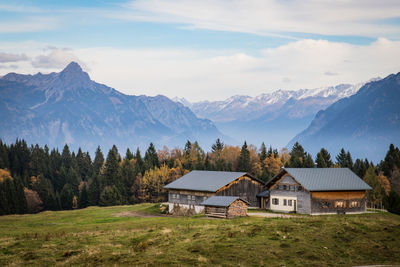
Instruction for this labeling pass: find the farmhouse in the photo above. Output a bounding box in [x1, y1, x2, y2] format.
[201, 196, 248, 218]
[164, 170, 265, 214]
[258, 168, 372, 214]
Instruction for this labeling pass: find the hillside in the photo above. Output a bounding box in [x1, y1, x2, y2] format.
[175, 81, 374, 147]
[0, 204, 399, 266]
[0, 62, 224, 152]
[289, 72, 400, 162]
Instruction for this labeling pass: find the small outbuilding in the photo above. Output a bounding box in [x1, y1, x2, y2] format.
[200, 196, 248, 218]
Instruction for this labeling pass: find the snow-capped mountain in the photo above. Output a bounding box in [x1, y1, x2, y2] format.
[174, 78, 380, 148]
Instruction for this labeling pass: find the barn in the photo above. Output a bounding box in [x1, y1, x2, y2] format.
[164, 170, 265, 214]
[201, 196, 248, 218]
[258, 168, 372, 214]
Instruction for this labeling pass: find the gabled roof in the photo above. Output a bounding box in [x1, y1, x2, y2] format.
[268, 168, 372, 191]
[200, 196, 248, 207]
[164, 170, 259, 192]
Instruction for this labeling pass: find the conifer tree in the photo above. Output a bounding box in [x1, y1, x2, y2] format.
[315, 148, 333, 168]
[60, 183, 74, 210]
[135, 148, 144, 174]
[104, 147, 120, 186]
[259, 142, 267, 163]
[144, 143, 160, 170]
[78, 185, 88, 208]
[93, 146, 104, 175]
[336, 148, 347, 167]
[238, 141, 250, 172]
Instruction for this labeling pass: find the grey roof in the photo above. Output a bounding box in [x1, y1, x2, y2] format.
[256, 190, 270, 197]
[200, 196, 247, 207]
[272, 168, 372, 191]
[164, 170, 248, 192]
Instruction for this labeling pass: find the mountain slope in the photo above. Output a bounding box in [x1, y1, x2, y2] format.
[0, 62, 223, 152]
[175, 81, 374, 147]
[289, 72, 400, 162]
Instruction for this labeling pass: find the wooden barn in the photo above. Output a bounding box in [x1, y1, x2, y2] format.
[201, 196, 248, 218]
[164, 170, 265, 214]
[258, 168, 372, 215]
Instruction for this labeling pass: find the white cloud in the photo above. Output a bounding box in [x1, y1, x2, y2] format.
[31, 49, 87, 69]
[1, 38, 400, 101]
[116, 0, 400, 39]
[0, 52, 29, 63]
[0, 17, 58, 33]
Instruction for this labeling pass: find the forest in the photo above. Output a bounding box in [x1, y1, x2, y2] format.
[0, 138, 400, 216]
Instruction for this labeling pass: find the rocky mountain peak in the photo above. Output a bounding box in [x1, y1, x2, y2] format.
[58, 62, 90, 83]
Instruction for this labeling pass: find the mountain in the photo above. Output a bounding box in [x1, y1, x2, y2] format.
[289, 72, 400, 162]
[175, 81, 375, 148]
[0, 62, 224, 152]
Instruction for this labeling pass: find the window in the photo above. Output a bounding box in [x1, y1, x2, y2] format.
[191, 195, 196, 201]
[334, 200, 346, 208]
[176, 194, 180, 199]
[349, 201, 360, 208]
[320, 201, 330, 209]
[203, 196, 207, 201]
[288, 200, 292, 206]
[283, 185, 287, 190]
[298, 186, 303, 191]
[272, 198, 279, 205]
[283, 199, 287, 206]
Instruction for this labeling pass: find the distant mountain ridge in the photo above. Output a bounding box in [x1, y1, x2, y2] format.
[0, 62, 224, 152]
[288, 72, 400, 162]
[174, 79, 378, 148]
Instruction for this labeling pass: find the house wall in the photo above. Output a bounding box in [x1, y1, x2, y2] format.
[216, 176, 265, 207]
[269, 175, 311, 214]
[310, 191, 367, 214]
[168, 189, 214, 214]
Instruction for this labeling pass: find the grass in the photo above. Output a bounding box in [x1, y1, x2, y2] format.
[0, 204, 399, 266]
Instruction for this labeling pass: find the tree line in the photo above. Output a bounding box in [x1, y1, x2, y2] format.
[0, 139, 399, 215]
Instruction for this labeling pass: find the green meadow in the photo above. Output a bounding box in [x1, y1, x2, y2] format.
[0, 204, 399, 266]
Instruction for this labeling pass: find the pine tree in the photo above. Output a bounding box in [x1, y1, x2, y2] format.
[88, 175, 100, 206]
[336, 148, 347, 167]
[125, 148, 134, 161]
[144, 143, 160, 170]
[259, 142, 267, 163]
[211, 139, 225, 171]
[93, 146, 104, 175]
[388, 189, 400, 214]
[382, 144, 400, 176]
[61, 144, 72, 170]
[238, 141, 250, 172]
[78, 185, 88, 208]
[99, 185, 122, 206]
[288, 142, 306, 168]
[135, 148, 144, 174]
[104, 147, 120, 186]
[346, 151, 354, 170]
[315, 148, 333, 168]
[60, 183, 74, 210]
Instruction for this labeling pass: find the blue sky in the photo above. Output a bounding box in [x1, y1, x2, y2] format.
[1, 0, 400, 101]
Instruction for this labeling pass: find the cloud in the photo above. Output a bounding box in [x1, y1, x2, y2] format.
[0, 17, 58, 33]
[324, 71, 339, 76]
[0, 64, 18, 69]
[115, 0, 400, 39]
[31, 49, 88, 70]
[0, 52, 29, 63]
[1, 38, 400, 101]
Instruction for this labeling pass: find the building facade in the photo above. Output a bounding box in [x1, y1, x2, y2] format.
[259, 168, 371, 215]
[165, 170, 265, 214]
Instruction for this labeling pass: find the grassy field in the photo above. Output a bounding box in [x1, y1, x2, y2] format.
[0, 204, 400, 266]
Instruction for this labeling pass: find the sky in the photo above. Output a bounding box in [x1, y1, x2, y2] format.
[1, 0, 400, 101]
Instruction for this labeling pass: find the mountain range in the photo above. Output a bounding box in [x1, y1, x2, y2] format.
[289, 72, 400, 162]
[174, 79, 377, 148]
[1, 61, 399, 162]
[0, 62, 224, 153]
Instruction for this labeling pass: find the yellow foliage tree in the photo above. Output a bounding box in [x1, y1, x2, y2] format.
[0, 169, 12, 183]
[377, 172, 391, 196]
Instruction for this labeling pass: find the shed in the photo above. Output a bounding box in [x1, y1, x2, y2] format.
[200, 196, 248, 218]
